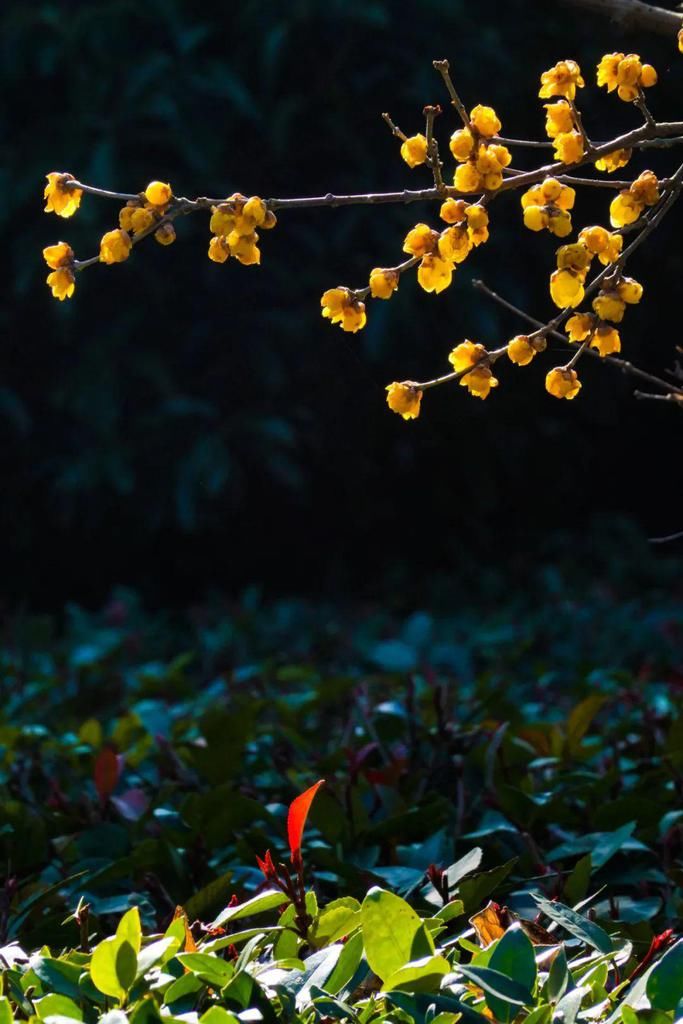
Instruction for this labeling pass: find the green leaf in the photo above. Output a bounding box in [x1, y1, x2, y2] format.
[546, 944, 571, 1004]
[309, 897, 361, 947]
[551, 987, 585, 1024]
[176, 953, 235, 988]
[646, 938, 683, 1011]
[324, 930, 364, 996]
[30, 958, 83, 1001]
[456, 858, 518, 914]
[531, 894, 612, 955]
[35, 996, 83, 1021]
[524, 1007, 552, 1024]
[564, 855, 592, 906]
[361, 887, 434, 983]
[90, 937, 137, 1001]
[565, 696, 606, 755]
[487, 924, 537, 1022]
[212, 889, 288, 927]
[382, 954, 450, 993]
[455, 964, 534, 1007]
[116, 907, 142, 955]
[434, 900, 464, 923]
[0, 998, 14, 1024]
[199, 1008, 239, 1024]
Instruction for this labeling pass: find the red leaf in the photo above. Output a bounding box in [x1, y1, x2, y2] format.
[287, 779, 325, 863]
[94, 747, 122, 803]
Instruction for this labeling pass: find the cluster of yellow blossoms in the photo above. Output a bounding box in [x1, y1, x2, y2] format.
[118, 181, 176, 250]
[207, 194, 276, 267]
[538, 60, 586, 164]
[597, 52, 657, 102]
[320, 288, 367, 333]
[321, 200, 489, 332]
[448, 106, 511, 193]
[399, 105, 510, 194]
[521, 177, 576, 237]
[43, 241, 76, 301]
[609, 169, 660, 227]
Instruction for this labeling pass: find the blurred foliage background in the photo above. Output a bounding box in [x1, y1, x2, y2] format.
[2, 0, 683, 609]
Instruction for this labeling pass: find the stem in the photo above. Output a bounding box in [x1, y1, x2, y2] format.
[424, 105, 446, 193]
[381, 112, 407, 142]
[569, 98, 592, 153]
[432, 59, 470, 127]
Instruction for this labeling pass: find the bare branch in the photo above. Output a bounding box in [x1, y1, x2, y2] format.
[561, 0, 682, 36]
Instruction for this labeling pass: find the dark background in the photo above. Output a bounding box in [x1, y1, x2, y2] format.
[2, 0, 682, 611]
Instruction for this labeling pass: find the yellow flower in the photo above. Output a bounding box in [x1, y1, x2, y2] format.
[482, 170, 503, 191]
[210, 204, 236, 235]
[320, 287, 367, 332]
[47, 267, 76, 301]
[448, 340, 487, 373]
[596, 52, 624, 92]
[400, 134, 429, 168]
[369, 267, 399, 299]
[469, 104, 501, 138]
[449, 128, 475, 162]
[539, 60, 585, 100]
[610, 192, 643, 228]
[616, 54, 642, 87]
[617, 276, 643, 304]
[630, 170, 660, 206]
[679, 28, 683, 54]
[556, 242, 591, 274]
[440, 198, 469, 224]
[547, 209, 573, 237]
[403, 223, 439, 257]
[521, 184, 544, 209]
[99, 228, 132, 264]
[592, 291, 625, 322]
[43, 241, 74, 270]
[594, 148, 631, 173]
[553, 130, 585, 164]
[154, 223, 176, 245]
[488, 144, 512, 168]
[208, 235, 230, 263]
[241, 196, 268, 228]
[460, 365, 498, 399]
[44, 240, 76, 301]
[523, 205, 549, 232]
[144, 181, 172, 207]
[262, 209, 278, 229]
[591, 325, 621, 356]
[228, 230, 261, 265]
[544, 101, 574, 139]
[466, 204, 490, 245]
[475, 147, 502, 175]
[578, 225, 622, 265]
[454, 162, 482, 193]
[417, 254, 454, 293]
[546, 367, 581, 399]
[386, 382, 423, 420]
[130, 207, 155, 235]
[44, 172, 82, 218]
[438, 225, 472, 263]
[565, 312, 595, 342]
[507, 335, 537, 365]
[550, 268, 584, 308]
[596, 53, 658, 102]
[119, 205, 136, 231]
[540, 178, 563, 203]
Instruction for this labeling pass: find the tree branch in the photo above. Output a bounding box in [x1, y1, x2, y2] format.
[561, 0, 682, 36]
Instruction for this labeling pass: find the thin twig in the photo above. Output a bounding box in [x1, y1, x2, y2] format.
[432, 59, 470, 127]
[471, 279, 683, 397]
[381, 112, 407, 142]
[569, 98, 592, 154]
[424, 105, 446, 193]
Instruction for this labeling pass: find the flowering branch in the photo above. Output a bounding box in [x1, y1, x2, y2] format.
[43, 46, 683, 420]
